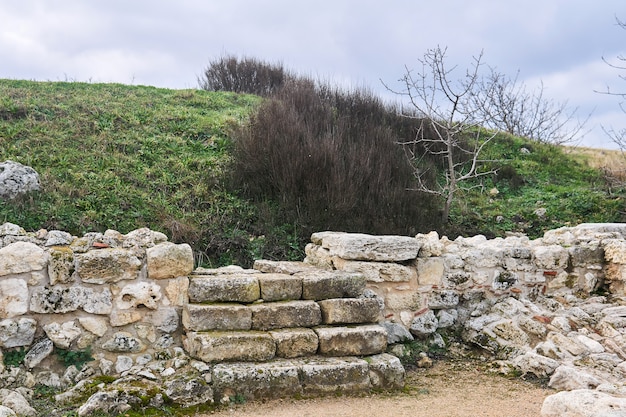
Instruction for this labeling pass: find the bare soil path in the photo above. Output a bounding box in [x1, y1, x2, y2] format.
[202, 359, 554, 417]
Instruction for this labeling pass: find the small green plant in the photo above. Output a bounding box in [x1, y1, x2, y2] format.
[3, 347, 26, 368]
[229, 393, 246, 404]
[55, 346, 94, 370]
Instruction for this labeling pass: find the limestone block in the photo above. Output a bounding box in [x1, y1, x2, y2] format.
[548, 365, 602, 390]
[332, 258, 415, 283]
[0, 318, 36, 348]
[299, 357, 371, 395]
[253, 259, 319, 275]
[0, 160, 40, 199]
[0, 242, 47, 276]
[533, 245, 569, 270]
[268, 328, 318, 358]
[151, 307, 180, 333]
[146, 242, 193, 280]
[569, 243, 604, 267]
[250, 300, 321, 330]
[78, 317, 108, 337]
[23, 338, 53, 369]
[184, 331, 275, 362]
[416, 258, 444, 286]
[0, 390, 37, 417]
[81, 287, 113, 315]
[0, 278, 28, 318]
[45, 230, 73, 246]
[415, 231, 443, 257]
[48, 247, 75, 284]
[116, 282, 162, 310]
[381, 321, 414, 344]
[43, 321, 82, 349]
[29, 286, 82, 314]
[134, 323, 156, 343]
[604, 239, 626, 264]
[188, 275, 260, 303]
[300, 270, 365, 300]
[428, 290, 459, 309]
[318, 298, 380, 324]
[541, 389, 626, 417]
[0, 222, 26, 236]
[258, 273, 302, 301]
[409, 310, 438, 337]
[303, 243, 334, 268]
[75, 248, 141, 284]
[443, 271, 472, 289]
[511, 352, 559, 378]
[163, 375, 214, 408]
[311, 231, 421, 262]
[436, 309, 458, 329]
[165, 277, 189, 306]
[0, 405, 16, 417]
[212, 360, 302, 401]
[546, 331, 586, 356]
[183, 304, 252, 331]
[367, 353, 405, 390]
[315, 324, 387, 356]
[385, 291, 422, 312]
[101, 332, 146, 353]
[489, 320, 529, 348]
[109, 310, 143, 327]
[124, 228, 168, 248]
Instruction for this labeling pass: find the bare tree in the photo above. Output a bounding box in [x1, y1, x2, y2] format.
[385, 46, 498, 223]
[473, 70, 589, 145]
[599, 17, 626, 149]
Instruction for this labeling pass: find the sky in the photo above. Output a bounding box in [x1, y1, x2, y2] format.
[1, 0, 625, 149]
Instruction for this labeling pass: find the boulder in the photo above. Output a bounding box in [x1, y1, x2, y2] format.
[0, 160, 40, 199]
[541, 389, 626, 417]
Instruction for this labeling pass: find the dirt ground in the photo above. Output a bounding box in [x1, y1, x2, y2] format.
[202, 359, 554, 417]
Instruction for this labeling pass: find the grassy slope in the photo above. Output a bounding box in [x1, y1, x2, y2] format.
[0, 80, 260, 264]
[1, 80, 624, 265]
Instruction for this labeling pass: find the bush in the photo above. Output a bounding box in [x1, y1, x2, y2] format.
[230, 76, 441, 237]
[199, 55, 292, 97]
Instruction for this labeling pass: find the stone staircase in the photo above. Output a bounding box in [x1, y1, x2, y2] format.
[182, 260, 404, 401]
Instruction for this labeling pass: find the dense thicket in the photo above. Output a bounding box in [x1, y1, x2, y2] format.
[201, 56, 443, 238]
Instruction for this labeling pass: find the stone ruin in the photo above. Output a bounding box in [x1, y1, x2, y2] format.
[2, 222, 626, 415]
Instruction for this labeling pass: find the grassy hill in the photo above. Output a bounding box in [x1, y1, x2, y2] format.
[1, 79, 624, 266]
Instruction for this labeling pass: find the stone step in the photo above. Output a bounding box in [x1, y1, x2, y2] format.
[188, 268, 367, 303]
[211, 354, 404, 401]
[318, 298, 381, 324]
[250, 300, 322, 330]
[184, 324, 388, 363]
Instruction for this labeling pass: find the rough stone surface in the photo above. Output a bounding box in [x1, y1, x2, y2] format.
[250, 300, 322, 330]
[0, 242, 46, 276]
[0, 318, 37, 348]
[183, 304, 252, 331]
[0, 160, 40, 199]
[300, 357, 371, 394]
[268, 328, 318, 358]
[75, 248, 141, 284]
[410, 310, 439, 337]
[332, 258, 415, 283]
[146, 242, 193, 279]
[367, 353, 405, 390]
[188, 275, 260, 303]
[315, 324, 387, 356]
[318, 298, 380, 324]
[184, 331, 275, 362]
[257, 273, 302, 301]
[311, 231, 421, 261]
[0, 279, 28, 318]
[212, 360, 302, 400]
[541, 389, 626, 417]
[300, 270, 365, 300]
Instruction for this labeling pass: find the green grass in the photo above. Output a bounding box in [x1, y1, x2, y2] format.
[0, 79, 261, 265]
[1, 79, 624, 266]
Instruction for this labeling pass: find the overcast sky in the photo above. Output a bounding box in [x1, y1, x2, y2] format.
[1, 0, 625, 148]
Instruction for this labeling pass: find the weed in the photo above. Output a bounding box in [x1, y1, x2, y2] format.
[55, 346, 94, 370]
[3, 347, 25, 368]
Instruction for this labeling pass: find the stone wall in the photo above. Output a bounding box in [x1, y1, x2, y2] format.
[0, 222, 193, 374]
[3, 221, 626, 415]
